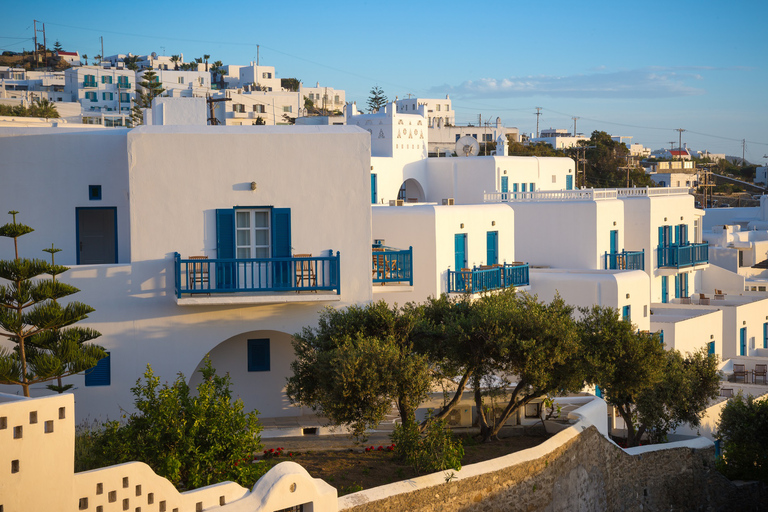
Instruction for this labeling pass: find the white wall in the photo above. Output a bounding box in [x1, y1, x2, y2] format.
[651, 306, 723, 355]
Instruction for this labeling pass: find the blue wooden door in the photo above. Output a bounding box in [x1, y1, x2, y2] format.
[371, 174, 377, 204]
[764, 322, 768, 349]
[455, 233, 467, 289]
[661, 276, 668, 303]
[486, 231, 498, 265]
[566, 175, 573, 190]
[610, 230, 618, 254]
[708, 341, 715, 355]
[740, 327, 747, 356]
[501, 176, 508, 193]
[521, 183, 527, 192]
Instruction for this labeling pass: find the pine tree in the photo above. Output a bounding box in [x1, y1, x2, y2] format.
[0, 211, 105, 397]
[130, 69, 165, 127]
[53, 41, 63, 53]
[367, 85, 387, 113]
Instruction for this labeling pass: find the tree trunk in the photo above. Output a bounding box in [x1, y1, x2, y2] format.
[473, 375, 492, 442]
[419, 370, 472, 431]
[618, 406, 639, 447]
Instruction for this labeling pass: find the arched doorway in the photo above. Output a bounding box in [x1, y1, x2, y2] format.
[397, 178, 426, 203]
[188, 330, 301, 419]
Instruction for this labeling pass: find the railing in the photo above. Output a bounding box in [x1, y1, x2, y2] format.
[174, 252, 340, 297]
[657, 242, 709, 268]
[604, 250, 645, 270]
[447, 263, 529, 293]
[616, 187, 690, 197]
[372, 246, 413, 285]
[484, 187, 693, 203]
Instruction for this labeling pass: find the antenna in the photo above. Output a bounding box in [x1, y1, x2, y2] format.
[535, 107, 542, 138]
[572, 116, 580, 136]
[675, 128, 685, 160]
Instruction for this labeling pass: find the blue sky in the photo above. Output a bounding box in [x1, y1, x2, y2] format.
[3, 0, 767, 161]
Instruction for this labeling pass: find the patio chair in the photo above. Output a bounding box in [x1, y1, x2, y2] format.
[188, 256, 210, 294]
[714, 289, 726, 300]
[460, 268, 473, 292]
[733, 364, 748, 383]
[680, 297, 692, 305]
[754, 364, 767, 385]
[698, 293, 710, 305]
[294, 254, 317, 291]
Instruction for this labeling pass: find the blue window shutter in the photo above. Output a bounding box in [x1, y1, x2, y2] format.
[487, 231, 498, 265]
[85, 352, 111, 386]
[371, 174, 377, 204]
[658, 226, 664, 247]
[521, 183, 527, 192]
[530, 183, 535, 191]
[674, 274, 680, 298]
[247, 339, 270, 372]
[566, 175, 573, 190]
[271, 208, 291, 258]
[216, 209, 235, 259]
[501, 176, 508, 193]
[682, 224, 688, 244]
[763, 322, 767, 349]
[683, 273, 688, 297]
[622, 305, 630, 322]
[512, 183, 518, 192]
[674, 225, 680, 245]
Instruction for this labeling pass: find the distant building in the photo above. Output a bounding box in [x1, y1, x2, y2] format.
[530, 128, 588, 149]
[56, 51, 81, 66]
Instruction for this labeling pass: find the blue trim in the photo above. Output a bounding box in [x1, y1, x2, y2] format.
[501, 176, 508, 193]
[566, 175, 573, 190]
[661, 276, 668, 303]
[486, 231, 498, 265]
[88, 185, 102, 201]
[740, 327, 747, 356]
[371, 174, 377, 204]
[75, 207, 118, 265]
[447, 263, 529, 293]
[247, 339, 270, 372]
[84, 352, 111, 386]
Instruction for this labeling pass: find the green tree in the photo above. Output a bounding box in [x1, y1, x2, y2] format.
[170, 55, 180, 71]
[579, 130, 654, 188]
[507, 139, 565, 157]
[415, 290, 585, 442]
[77, 359, 265, 490]
[367, 85, 387, 113]
[287, 301, 431, 440]
[0, 211, 105, 397]
[253, 116, 266, 125]
[580, 306, 719, 446]
[28, 98, 59, 118]
[717, 393, 768, 483]
[130, 70, 165, 127]
[82, 54, 88, 65]
[122, 55, 140, 71]
[53, 41, 63, 53]
[281, 78, 301, 92]
[203, 54, 210, 72]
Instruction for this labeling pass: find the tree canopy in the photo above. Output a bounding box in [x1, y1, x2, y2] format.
[367, 85, 387, 113]
[0, 211, 105, 396]
[717, 393, 768, 483]
[580, 130, 655, 188]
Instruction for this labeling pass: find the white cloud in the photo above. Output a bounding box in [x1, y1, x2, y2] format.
[431, 68, 708, 99]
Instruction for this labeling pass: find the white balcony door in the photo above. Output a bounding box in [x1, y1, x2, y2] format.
[236, 209, 270, 288]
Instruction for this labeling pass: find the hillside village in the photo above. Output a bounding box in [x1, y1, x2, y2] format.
[1, 48, 768, 511]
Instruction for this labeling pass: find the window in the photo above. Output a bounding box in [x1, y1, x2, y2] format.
[436, 104, 441, 111]
[85, 353, 111, 386]
[117, 76, 129, 88]
[764, 322, 768, 349]
[530, 183, 535, 191]
[102, 92, 113, 101]
[456, 134, 461, 142]
[253, 104, 265, 113]
[89, 185, 102, 200]
[445, 104, 449, 111]
[483, 134, 493, 142]
[233, 104, 245, 113]
[84, 75, 96, 87]
[85, 91, 97, 102]
[334, 95, 339, 103]
[236, 209, 270, 258]
[708, 341, 715, 355]
[101, 75, 112, 84]
[622, 305, 631, 322]
[247, 339, 270, 372]
[283, 105, 292, 113]
[178, 77, 184, 84]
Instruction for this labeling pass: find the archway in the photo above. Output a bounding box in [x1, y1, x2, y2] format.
[397, 178, 426, 203]
[188, 330, 301, 419]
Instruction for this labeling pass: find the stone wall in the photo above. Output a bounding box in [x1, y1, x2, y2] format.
[341, 426, 756, 512]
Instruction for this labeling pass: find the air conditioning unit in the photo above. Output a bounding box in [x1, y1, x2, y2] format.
[446, 407, 473, 427]
[442, 198, 455, 205]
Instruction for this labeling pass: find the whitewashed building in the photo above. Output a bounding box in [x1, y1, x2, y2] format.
[0, 125, 375, 423]
[64, 67, 135, 126]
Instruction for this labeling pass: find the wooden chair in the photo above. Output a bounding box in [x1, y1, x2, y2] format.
[733, 363, 748, 383]
[188, 256, 209, 293]
[460, 268, 473, 292]
[714, 289, 725, 300]
[699, 293, 710, 305]
[294, 254, 317, 291]
[754, 364, 767, 385]
[680, 297, 692, 304]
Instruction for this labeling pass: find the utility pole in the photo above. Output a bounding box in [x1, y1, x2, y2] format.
[572, 116, 580, 136]
[668, 141, 676, 156]
[100, 36, 104, 65]
[742, 139, 746, 166]
[206, 96, 230, 125]
[675, 128, 685, 160]
[257, 45, 259, 66]
[535, 107, 542, 138]
[33, 20, 38, 66]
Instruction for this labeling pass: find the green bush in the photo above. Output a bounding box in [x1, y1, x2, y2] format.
[75, 358, 267, 490]
[392, 416, 464, 474]
[717, 393, 768, 483]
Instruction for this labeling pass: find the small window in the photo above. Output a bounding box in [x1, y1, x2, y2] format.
[13, 426, 22, 439]
[11, 460, 20, 473]
[247, 339, 270, 372]
[178, 77, 184, 84]
[122, 498, 129, 511]
[524, 402, 540, 418]
[109, 491, 117, 503]
[135, 485, 142, 496]
[59, 407, 66, 419]
[89, 185, 102, 201]
[96, 483, 103, 495]
[0, 416, 6, 429]
[79, 498, 88, 510]
[123, 477, 129, 488]
[283, 105, 292, 113]
[29, 411, 37, 424]
[44, 420, 54, 433]
[552, 175, 557, 183]
[85, 353, 111, 386]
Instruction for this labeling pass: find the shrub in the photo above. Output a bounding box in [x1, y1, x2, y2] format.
[717, 393, 768, 483]
[392, 416, 463, 474]
[76, 358, 267, 490]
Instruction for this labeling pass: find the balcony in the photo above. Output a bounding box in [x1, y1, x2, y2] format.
[448, 263, 529, 293]
[657, 243, 709, 269]
[174, 252, 340, 302]
[372, 245, 413, 285]
[604, 250, 645, 271]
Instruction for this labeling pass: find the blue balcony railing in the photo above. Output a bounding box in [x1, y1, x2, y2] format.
[447, 263, 529, 293]
[174, 252, 340, 298]
[372, 246, 413, 285]
[604, 250, 645, 271]
[657, 243, 709, 269]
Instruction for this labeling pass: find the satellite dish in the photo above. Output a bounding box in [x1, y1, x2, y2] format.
[455, 136, 480, 157]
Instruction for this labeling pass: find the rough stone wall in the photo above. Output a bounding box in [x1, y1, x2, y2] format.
[343, 427, 756, 512]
